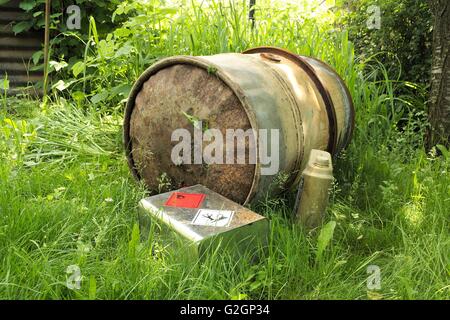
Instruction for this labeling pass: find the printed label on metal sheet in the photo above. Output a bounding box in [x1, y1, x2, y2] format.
[191, 209, 234, 227]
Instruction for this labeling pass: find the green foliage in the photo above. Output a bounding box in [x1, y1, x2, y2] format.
[340, 0, 432, 86]
[1, 76, 9, 109]
[24, 101, 122, 166]
[11, 0, 125, 91]
[0, 117, 37, 166]
[316, 221, 337, 264]
[128, 223, 140, 259]
[13, 0, 123, 40]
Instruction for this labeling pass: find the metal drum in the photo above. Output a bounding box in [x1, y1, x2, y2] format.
[124, 47, 354, 204]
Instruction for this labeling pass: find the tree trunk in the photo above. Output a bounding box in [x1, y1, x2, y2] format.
[249, 0, 256, 28]
[427, 0, 450, 149]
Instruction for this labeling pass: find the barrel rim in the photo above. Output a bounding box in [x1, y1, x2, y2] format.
[242, 46, 355, 154]
[124, 55, 260, 205]
[306, 55, 356, 152]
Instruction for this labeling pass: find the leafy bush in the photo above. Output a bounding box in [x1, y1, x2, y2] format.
[8, 0, 124, 86]
[339, 0, 432, 86]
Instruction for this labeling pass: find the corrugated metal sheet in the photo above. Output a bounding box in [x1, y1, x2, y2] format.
[0, 0, 43, 95]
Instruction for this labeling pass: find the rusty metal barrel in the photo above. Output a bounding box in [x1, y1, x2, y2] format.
[124, 47, 354, 205]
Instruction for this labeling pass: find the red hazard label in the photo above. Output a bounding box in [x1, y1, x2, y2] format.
[164, 192, 205, 208]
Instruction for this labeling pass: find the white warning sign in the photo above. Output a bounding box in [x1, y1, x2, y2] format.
[191, 209, 234, 227]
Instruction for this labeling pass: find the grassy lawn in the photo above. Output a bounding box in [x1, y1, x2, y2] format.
[0, 96, 448, 299]
[0, 0, 448, 300]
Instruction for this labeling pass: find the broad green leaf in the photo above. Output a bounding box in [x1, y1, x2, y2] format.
[436, 145, 449, 159]
[71, 91, 85, 103]
[88, 276, 96, 300]
[30, 64, 43, 71]
[326, 0, 335, 7]
[4, 118, 15, 128]
[19, 0, 37, 11]
[97, 40, 115, 59]
[128, 223, 140, 259]
[114, 28, 131, 38]
[316, 221, 336, 263]
[89, 16, 99, 45]
[0, 78, 9, 90]
[12, 21, 33, 34]
[52, 79, 76, 91]
[114, 43, 133, 57]
[159, 7, 178, 15]
[32, 50, 43, 65]
[111, 84, 132, 97]
[49, 60, 68, 72]
[112, 4, 126, 22]
[50, 13, 62, 18]
[231, 293, 248, 300]
[91, 91, 109, 104]
[133, 15, 151, 25]
[53, 80, 67, 91]
[71, 61, 85, 77]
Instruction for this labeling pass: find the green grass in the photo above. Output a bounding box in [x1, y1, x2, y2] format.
[0, 0, 448, 299]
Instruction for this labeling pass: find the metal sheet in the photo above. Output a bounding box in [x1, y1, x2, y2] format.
[138, 184, 269, 259]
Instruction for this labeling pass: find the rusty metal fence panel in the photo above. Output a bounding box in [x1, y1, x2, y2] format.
[0, 0, 43, 95]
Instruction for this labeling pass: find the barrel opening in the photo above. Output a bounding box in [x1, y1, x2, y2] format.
[124, 58, 259, 204]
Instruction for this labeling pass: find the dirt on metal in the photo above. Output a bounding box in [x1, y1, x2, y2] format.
[129, 64, 255, 204]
